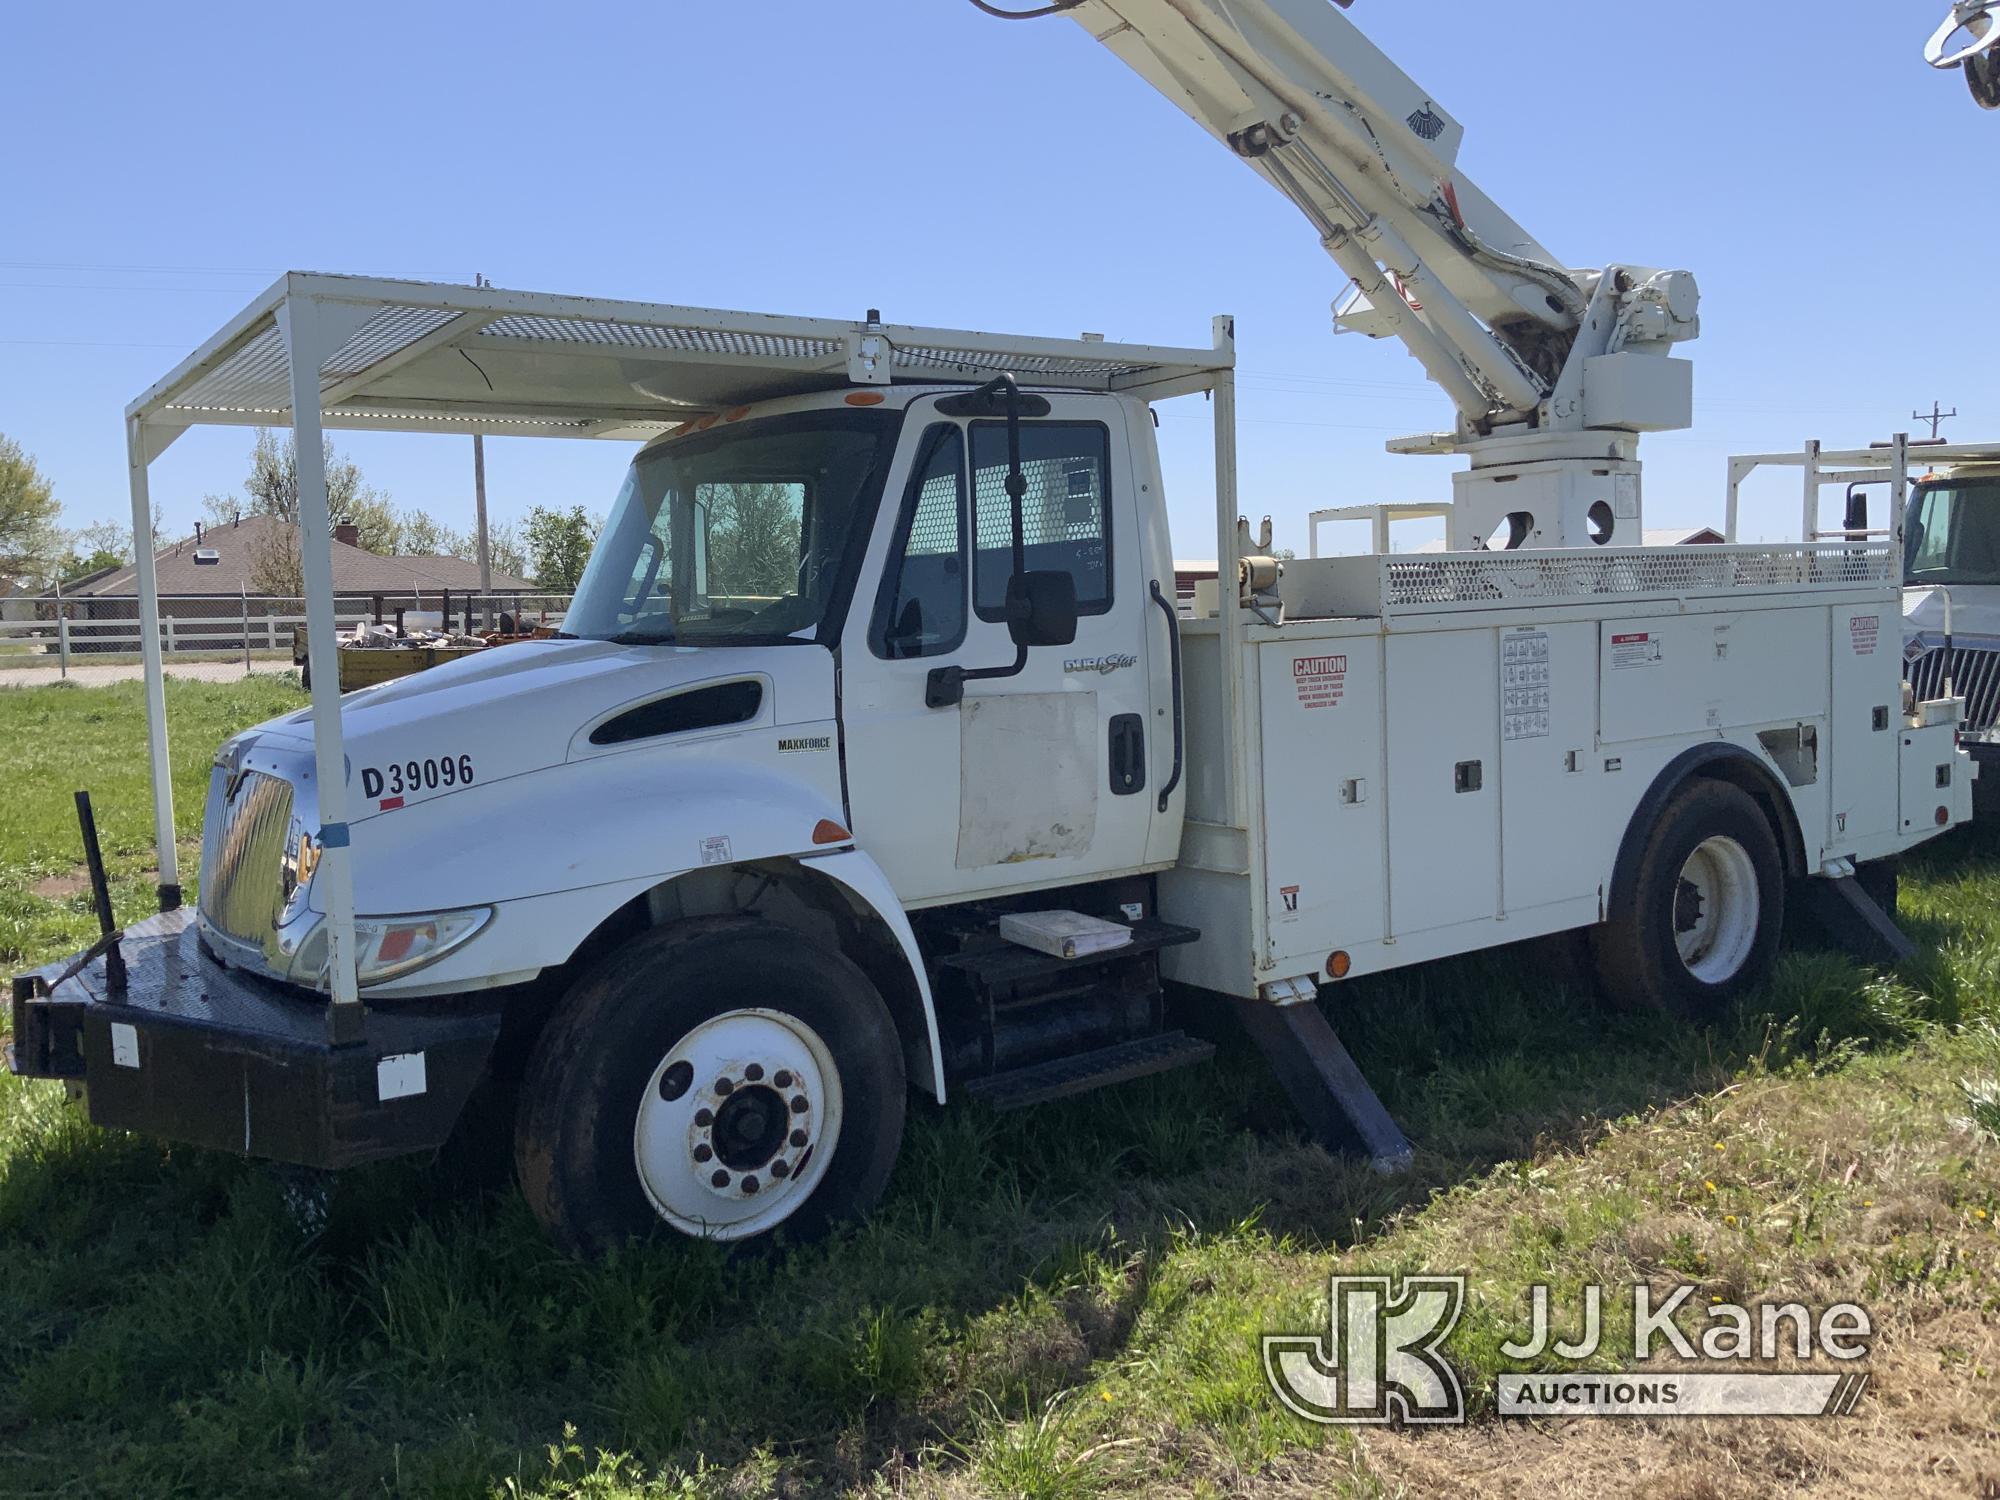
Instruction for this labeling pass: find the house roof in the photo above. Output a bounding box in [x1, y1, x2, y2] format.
[63, 514, 538, 597]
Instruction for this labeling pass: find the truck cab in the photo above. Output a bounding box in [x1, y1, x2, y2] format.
[1903, 462, 2000, 810]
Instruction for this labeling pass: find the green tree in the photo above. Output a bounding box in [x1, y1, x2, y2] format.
[203, 429, 398, 593]
[0, 434, 63, 589]
[704, 482, 802, 600]
[523, 505, 599, 592]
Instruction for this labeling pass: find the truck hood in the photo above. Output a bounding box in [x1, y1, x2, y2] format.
[1903, 588, 2000, 649]
[241, 637, 836, 823]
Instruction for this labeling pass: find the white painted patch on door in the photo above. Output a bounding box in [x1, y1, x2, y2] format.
[957, 693, 1097, 869]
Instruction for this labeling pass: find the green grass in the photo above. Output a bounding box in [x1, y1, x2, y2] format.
[1, 677, 1996, 1497]
[0, 675, 306, 969]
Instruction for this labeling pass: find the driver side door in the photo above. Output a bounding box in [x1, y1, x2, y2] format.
[840, 393, 1161, 906]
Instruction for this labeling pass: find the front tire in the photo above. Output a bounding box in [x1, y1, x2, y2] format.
[1593, 780, 1784, 1019]
[515, 919, 906, 1254]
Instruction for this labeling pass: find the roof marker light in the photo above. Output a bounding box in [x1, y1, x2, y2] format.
[845, 391, 886, 407]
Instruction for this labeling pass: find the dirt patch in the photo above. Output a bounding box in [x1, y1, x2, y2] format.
[29, 871, 89, 902]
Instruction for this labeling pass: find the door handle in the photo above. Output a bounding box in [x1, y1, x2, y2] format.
[1149, 580, 1184, 813]
[1109, 713, 1146, 796]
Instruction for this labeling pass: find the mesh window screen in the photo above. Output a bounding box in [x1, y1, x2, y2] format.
[971, 422, 1111, 619]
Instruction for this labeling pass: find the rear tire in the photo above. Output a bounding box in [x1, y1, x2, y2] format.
[514, 918, 906, 1254]
[1593, 780, 1784, 1019]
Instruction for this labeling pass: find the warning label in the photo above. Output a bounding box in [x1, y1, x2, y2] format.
[1293, 654, 1348, 710]
[1502, 629, 1552, 741]
[1610, 631, 1662, 670]
[1849, 615, 1880, 656]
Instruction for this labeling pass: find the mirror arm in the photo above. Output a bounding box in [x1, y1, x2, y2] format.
[925, 644, 1028, 709]
[926, 372, 1034, 710]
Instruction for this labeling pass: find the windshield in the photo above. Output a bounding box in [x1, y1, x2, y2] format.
[564, 409, 900, 645]
[1906, 477, 2000, 587]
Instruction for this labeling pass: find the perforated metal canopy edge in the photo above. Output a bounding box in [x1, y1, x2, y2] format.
[126, 271, 1236, 443]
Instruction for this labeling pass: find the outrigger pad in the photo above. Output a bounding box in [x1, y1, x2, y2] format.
[1233, 996, 1414, 1173]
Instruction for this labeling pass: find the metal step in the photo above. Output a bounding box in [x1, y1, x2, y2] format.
[934, 917, 1200, 992]
[959, 1029, 1216, 1111]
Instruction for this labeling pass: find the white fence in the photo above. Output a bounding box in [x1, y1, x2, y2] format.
[1, 592, 573, 674]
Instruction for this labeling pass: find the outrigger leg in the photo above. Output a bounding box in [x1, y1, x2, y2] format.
[1234, 992, 1414, 1173]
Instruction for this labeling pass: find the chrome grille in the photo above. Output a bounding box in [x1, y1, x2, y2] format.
[1907, 645, 2000, 731]
[198, 770, 294, 949]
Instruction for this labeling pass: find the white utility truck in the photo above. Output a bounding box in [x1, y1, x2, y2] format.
[11, 0, 1974, 1251]
[1727, 438, 2000, 816]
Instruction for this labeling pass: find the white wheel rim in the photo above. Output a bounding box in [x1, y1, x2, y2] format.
[633, 1007, 843, 1241]
[1673, 835, 1760, 985]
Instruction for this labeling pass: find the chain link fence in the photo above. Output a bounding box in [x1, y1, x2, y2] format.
[0, 591, 572, 676]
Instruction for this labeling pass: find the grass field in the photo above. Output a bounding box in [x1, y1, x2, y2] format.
[1, 677, 1996, 1498]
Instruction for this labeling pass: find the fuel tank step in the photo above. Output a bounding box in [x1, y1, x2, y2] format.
[959, 1029, 1215, 1111]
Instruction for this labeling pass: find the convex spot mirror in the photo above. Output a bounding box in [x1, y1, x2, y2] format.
[1005, 569, 1078, 648]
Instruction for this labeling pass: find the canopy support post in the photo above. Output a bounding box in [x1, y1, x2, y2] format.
[126, 417, 180, 911]
[277, 292, 365, 1045]
[1211, 315, 1242, 827]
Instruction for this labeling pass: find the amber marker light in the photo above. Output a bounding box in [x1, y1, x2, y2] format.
[1326, 950, 1352, 980]
[812, 819, 852, 845]
[844, 391, 886, 406]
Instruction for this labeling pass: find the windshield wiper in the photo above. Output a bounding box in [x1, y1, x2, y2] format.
[605, 630, 675, 646]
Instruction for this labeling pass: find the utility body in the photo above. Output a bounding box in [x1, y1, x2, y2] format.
[9, 1, 1977, 1248]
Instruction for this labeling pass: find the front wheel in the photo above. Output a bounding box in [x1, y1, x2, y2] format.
[515, 919, 906, 1253]
[1593, 780, 1785, 1019]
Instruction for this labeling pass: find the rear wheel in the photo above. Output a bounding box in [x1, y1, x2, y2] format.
[515, 919, 905, 1253]
[1594, 780, 1784, 1018]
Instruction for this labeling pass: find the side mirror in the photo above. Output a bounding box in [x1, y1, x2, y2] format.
[1005, 569, 1078, 648]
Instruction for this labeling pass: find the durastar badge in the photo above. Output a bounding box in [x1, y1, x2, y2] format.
[1063, 653, 1138, 676]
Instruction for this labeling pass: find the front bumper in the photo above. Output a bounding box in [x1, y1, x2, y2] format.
[9, 909, 501, 1169]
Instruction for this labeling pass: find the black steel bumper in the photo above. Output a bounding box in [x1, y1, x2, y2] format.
[9, 909, 502, 1170]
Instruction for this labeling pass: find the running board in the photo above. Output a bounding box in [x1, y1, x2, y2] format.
[1802, 875, 1917, 965]
[959, 1030, 1215, 1111]
[1233, 997, 1414, 1174]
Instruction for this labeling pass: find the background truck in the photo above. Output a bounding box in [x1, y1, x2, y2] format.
[1727, 438, 2000, 815]
[10, 0, 1976, 1251]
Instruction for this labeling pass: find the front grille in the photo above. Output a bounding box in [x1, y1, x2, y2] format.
[199, 770, 295, 950]
[1908, 645, 2000, 731]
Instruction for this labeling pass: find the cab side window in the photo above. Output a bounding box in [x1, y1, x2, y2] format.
[971, 422, 1112, 621]
[872, 424, 967, 660]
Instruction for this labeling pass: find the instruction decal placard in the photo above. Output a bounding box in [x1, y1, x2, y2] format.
[1293, 654, 1348, 710]
[1502, 629, 1552, 741]
[1610, 631, 1662, 670]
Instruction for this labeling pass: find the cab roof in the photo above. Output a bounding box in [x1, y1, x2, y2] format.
[127, 272, 1233, 443]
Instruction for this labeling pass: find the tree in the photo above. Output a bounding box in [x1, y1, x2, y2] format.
[203, 429, 398, 594]
[523, 505, 599, 592]
[704, 483, 802, 600]
[0, 434, 63, 589]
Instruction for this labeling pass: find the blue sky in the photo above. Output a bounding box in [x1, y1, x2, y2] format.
[2, 0, 1983, 559]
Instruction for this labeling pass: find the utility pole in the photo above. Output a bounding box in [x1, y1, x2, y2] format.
[1912, 400, 1958, 441]
[473, 272, 493, 625]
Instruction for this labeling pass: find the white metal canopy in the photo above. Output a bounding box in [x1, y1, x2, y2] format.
[125, 272, 1238, 1035]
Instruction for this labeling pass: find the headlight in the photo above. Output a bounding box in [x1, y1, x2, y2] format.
[288, 907, 493, 989]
